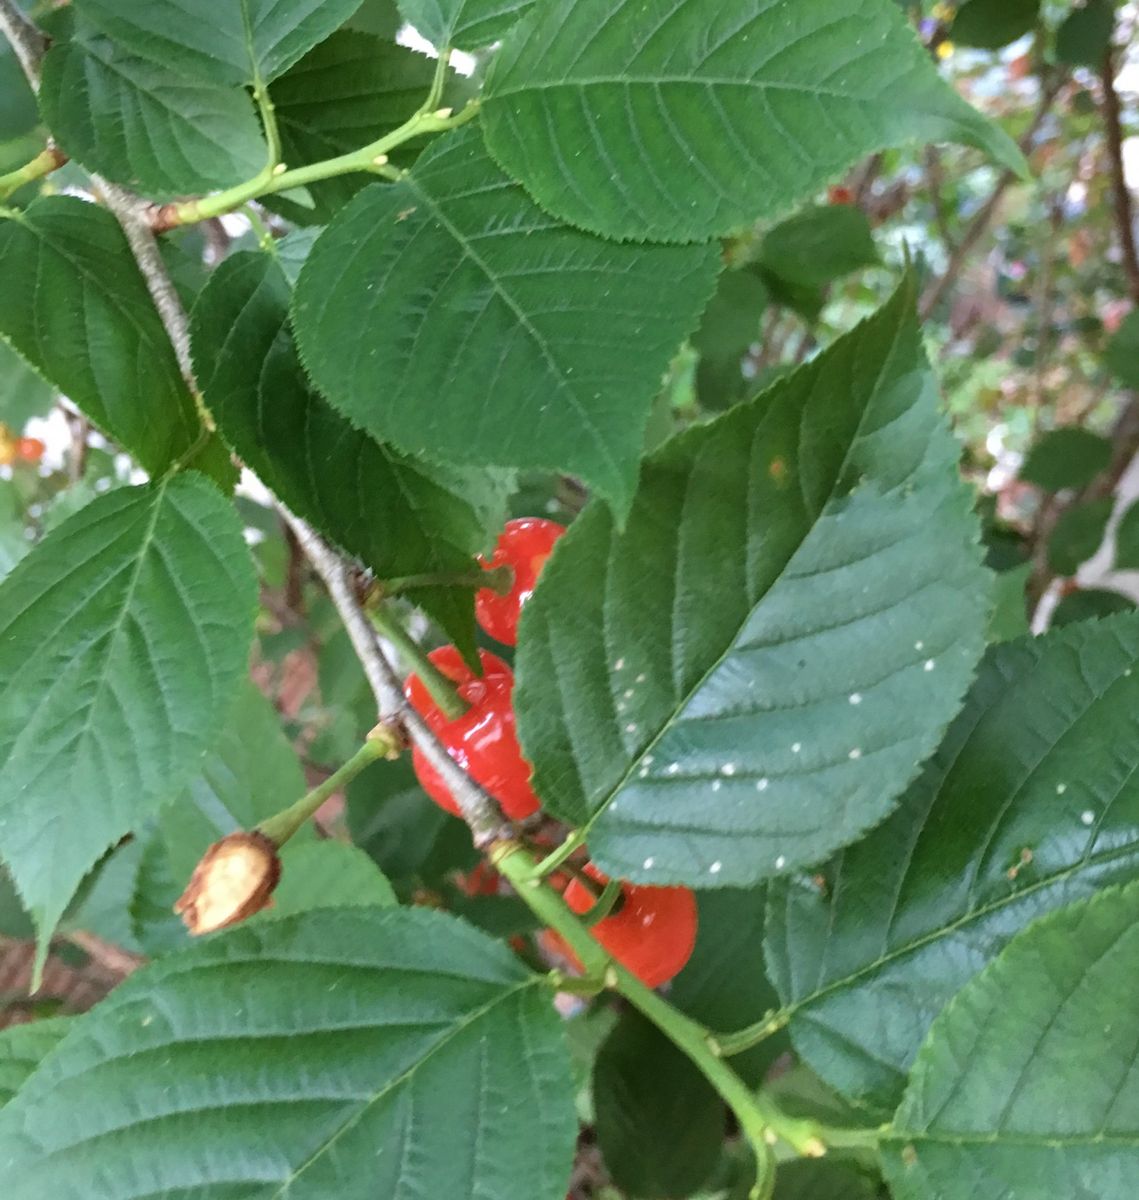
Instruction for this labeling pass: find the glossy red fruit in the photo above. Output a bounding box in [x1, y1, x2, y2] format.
[15, 436, 45, 464]
[475, 517, 565, 645]
[454, 862, 501, 897]
[404, 646, 541, 821]
[559, 864, 697, 988]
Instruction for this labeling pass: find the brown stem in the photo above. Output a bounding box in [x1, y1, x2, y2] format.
[0, 0, 46, 91]
[280, 508, 510, 846]
[920, 80, 1062, 320]
[1103, 46, 1139, 304]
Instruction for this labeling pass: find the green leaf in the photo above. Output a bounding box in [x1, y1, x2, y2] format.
[0, 340, 54, 429]
[1104, 309, 1139, 389]
[75, 0, 363, 86]
[950, 0, 1040, 49]
[40, 26, 265, 195]
[669, 887, 788, 1085]
[1115, 499, 1139, 570]
[293, 127, 719, 515]
[0, 908, 577, 1199]
[160, 681, 311, 883]
[693, 268, 768, 365]
[0, 197, 201, 475]
[192, 244, 495, 655]
[986, 562, 1030, 642]
[481, 0, 1027, 243]
[758, 205, 880, 290]
[766, 614, 1139, 1113]
[267, 31, 436, 224]
[396, 0, 534, 49]
[594, 1007, 724, 1199]
[1047, 497, 1112, 575]
[1019, 426, 1111, 491]
[516, 279, 989, 887]
[773, 1160, 880, 1200]
[0, 474, 256, 957]
[0, 41, 38, 141]
[882, 881, 1139, 1199]
[261, 840, 397, 917]
[1055, 0, 1116, 67]
[0, 1021, 68, 1109]
[346, 757, 479, 888]
[1052, 586, 1135, 626]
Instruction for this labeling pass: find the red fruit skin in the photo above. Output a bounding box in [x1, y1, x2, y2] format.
[404, 647, 541, 821]
[475, 517, 565, 645]
[454, 862, 500, 897]
[827, 185, 855, 205]
[561, 864, 697, 988]
[15, 437, 44, 464]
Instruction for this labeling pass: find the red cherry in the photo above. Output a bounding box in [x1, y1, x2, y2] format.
[827, 185, 855, 205]
[15, 436, 44, 464]
[475, 518, 565, 645]
[559, 864, 697, 988]
[454, 862, 501, 897]
[404, 646, 541, 821]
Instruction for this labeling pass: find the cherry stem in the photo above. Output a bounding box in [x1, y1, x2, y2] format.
[256, 730, 397, 846]
[370, 604, 469, 721]
[378, 564, 512, 598]
[580, 878, 624, 926]
[492, 840, 882, 1197]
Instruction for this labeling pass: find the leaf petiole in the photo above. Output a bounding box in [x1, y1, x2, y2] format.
[256, 727, 400, 847]
[370, 603, 468, 721]
[0, 144, 65, 201]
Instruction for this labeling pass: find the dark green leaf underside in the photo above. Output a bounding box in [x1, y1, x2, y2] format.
[191, 244, 495, 656]
[882, 882, 1139, 1199]
[767, 614, 1139, 1113]
[0, 197, 201, 475]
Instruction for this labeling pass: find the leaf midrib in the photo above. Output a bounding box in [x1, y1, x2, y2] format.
[572, 308, 910, 837]
[781, 661, 1139, 1025]
[268, 977, 539, 1197]
[399, 174, 623, 489]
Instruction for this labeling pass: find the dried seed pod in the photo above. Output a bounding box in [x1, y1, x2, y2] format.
[173, 831, 281, 935]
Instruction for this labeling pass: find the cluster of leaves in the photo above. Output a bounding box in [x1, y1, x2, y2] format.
[0, 1, 1137, 1199]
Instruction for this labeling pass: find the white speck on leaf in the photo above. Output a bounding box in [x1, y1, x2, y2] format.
[710, 861, 722, 874]
[1081, 810, 1095, 826]
[924, 659, 936, 672]
[849, 748, 862, 760]
[915, 640, 924, 651]
[1056, 783, 1067, 795]
[849, 693, 862, 705]
[643, 857, 655, 870]
[775, 855, 786, 870]
[666, 763, 680, 775]
[721, 763, 737, 776]
[791, 742, 802, 754]
[614, 658, 625, 671]
[756, 778, 769, 791]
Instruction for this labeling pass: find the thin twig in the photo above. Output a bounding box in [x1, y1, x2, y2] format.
[1103, 46, 1139, 304]
[923, 145, 956, 253]
[280, 509, 510, 846]
[920, 81, 1061, 320]
[0, 0, 46, 91]
[94, 180, 203, 401]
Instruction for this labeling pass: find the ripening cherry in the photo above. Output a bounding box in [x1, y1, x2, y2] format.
[554, 864, 698, 988]
[475, 518, 565, 645]
[404, 646, 541, 821]
[16, 437, 45, 464]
